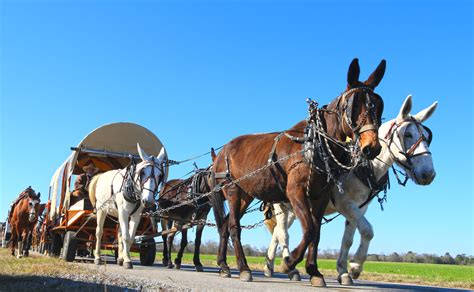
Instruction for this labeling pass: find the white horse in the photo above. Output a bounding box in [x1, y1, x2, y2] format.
[89, 144, 166, 269]
[263, 95, 437, 285]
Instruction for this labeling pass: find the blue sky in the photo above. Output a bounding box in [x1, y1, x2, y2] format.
[1, 0, 472, 256]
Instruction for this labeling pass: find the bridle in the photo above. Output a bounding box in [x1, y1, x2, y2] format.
[27, 196, 40, 222]
[122, 159, 165, 203]
[381, 117, 433, 182]
[135, 160, 164, 195]
[337, 86, 381, 137]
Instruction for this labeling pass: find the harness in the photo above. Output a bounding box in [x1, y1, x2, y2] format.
[212, 86, 382, 198]
[382, 117, 433, 185]
[353, 161, 390, 210]
[110, 158, 164, 215]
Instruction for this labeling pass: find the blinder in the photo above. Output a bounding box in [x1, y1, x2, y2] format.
[340, 87, 380, 136]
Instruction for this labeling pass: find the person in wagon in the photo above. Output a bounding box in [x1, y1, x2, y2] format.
[72, 161, 99, 200]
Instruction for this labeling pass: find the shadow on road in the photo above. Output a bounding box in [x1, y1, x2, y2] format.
[0, 275, 135, 292]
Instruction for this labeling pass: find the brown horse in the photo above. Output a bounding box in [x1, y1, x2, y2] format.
[210, 58, 386, 286]
[159, 166, 214, 272]
[8, 187, 41, 258]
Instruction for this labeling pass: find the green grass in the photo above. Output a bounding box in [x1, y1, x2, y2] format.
[149, 252, 473, 289]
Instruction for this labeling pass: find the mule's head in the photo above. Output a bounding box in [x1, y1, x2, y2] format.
[383, 95, 437, 185]
[339, 58, 386, 160]
[135, 143, 167, 208]
[25, 189, 41, 223]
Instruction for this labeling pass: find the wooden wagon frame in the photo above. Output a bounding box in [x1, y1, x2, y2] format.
[37, 122, 169, 265]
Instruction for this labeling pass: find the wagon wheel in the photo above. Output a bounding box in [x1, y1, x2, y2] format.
[61, 231, 77, 262]
[50, 233, 62, 257]
[139, 238, 156, 266]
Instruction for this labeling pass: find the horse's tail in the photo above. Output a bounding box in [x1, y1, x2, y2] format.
[209, 191, 226, 233]
[264, 216, 277, 235]
[88, 174, 103, 208]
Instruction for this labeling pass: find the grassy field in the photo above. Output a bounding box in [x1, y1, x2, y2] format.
[152, 252, 474, 289]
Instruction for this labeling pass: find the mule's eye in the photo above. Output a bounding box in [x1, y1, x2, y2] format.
[405, 132, 413, 139]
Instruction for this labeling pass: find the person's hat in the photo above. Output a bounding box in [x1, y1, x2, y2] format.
[82, 162, 99, 174]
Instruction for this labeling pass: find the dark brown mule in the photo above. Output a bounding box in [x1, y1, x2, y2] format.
[159, 166, 214, 272]
[210, 59, 386, 286]
[8, 187, 41, 258]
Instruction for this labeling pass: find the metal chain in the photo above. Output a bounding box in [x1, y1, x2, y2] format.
[146, 150, 303, 218]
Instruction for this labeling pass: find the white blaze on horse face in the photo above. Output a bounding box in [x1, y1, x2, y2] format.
[28, 200, 39, 222]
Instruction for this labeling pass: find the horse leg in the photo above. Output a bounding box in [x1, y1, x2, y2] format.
[193, 223, 205, 272]
[17, 233, 23, 259]
[10, 228, 17, 257]
[283, 204, 300, 281]
[336, 219, 357, 285]
[23, 231, 31, 256]
[161, 219, 169, 267]
[94, 210, 106, 265]
[123, 210, 142, 269]
[174, 228, 187, 269]
[117, 228, 124, 266]
[217, 214, 231, 277]
[227, 191, 253, 282]
[166, 223, 175, 269]
[304, 195, 331, 287]
[264, 203, 286, 277]
[281, 184, 314, 275]
[349, 206, 373, 280]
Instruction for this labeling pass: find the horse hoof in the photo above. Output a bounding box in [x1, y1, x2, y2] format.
[310, 276, 326, 287]
[349, 262, 362, 279]
[195, 265, 204, 272]
[16, 255, 22, 259]
[239, 270, 253, 282]
[281, 257, 291, 274]
[167, 264, 173, 269]
[337, 273, 354, 286]
[174, 264, 181, 270]
[162, 260, 168, 267]
[94, 259, 101, 265]
[219, 267, 231, 278]
[263, 267, 273, 277]
[124, 262, 133, 269]
[288, 269, 301, 281]
[117, 258, 124, 266]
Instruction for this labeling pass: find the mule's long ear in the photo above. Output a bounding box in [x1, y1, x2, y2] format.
[211, 147, 217, 163]
[365, 59, 386, 89]
[347, 58, 360, 88]
[157, 147, 166, 162]
[414, 101, 438, 123]
[397, 94, 413, 122]
[137, 143, 150, 161]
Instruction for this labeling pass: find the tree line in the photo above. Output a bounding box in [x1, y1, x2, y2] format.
[175, 240, 473, 265]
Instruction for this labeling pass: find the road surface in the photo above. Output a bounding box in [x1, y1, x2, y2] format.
[85, 260, 470, 291]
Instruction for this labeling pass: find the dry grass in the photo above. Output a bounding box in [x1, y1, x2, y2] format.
[0, 248, 93, 278]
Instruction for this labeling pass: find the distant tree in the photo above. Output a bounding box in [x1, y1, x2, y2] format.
[403, 251, 417, 263]
[387, 252, 402, 262]
[441, 252, 456, 265]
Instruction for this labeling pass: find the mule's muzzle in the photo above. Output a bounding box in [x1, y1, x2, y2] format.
[141, 199, 153, 209]
[361, 143, 381, 160]
[416, 170, 436, 185]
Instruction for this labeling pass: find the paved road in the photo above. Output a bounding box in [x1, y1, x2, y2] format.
[85, 260, 470, 292]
